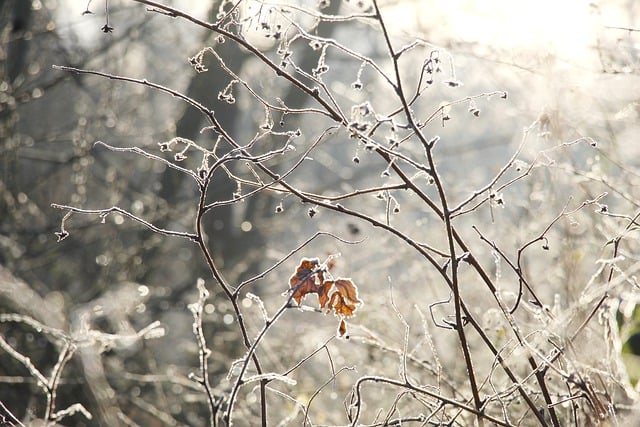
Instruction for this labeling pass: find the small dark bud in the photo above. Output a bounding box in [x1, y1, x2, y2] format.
[347, 223, 360, 235]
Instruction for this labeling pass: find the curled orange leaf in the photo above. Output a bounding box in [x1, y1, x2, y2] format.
[326, 279, 362, 317]
[317, 280, 333, 309]
[289, 258, 322, 305]
[287, 258, 363, 338]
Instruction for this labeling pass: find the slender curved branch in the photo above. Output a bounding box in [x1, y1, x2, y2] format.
[50, 204, 198, 241]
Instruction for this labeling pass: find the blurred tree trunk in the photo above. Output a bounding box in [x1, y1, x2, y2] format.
[158, 1, 343, 288]
[0, 0, 31, 204]
[0, 0, 32, 83]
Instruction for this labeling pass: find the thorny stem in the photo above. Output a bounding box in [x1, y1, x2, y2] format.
[194, 178, 267, 426]
[224, 291, 298, 423]
[371, 0, 484, 422]
[191, 279, 217, 426]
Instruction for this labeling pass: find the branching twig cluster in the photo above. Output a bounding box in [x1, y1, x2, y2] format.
[2, 0, 639, 426]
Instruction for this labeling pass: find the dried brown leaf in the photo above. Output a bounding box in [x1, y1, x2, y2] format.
[289, 258, 321, 305]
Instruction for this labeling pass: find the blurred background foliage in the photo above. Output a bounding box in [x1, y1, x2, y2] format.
[1, 0, 640, 425]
